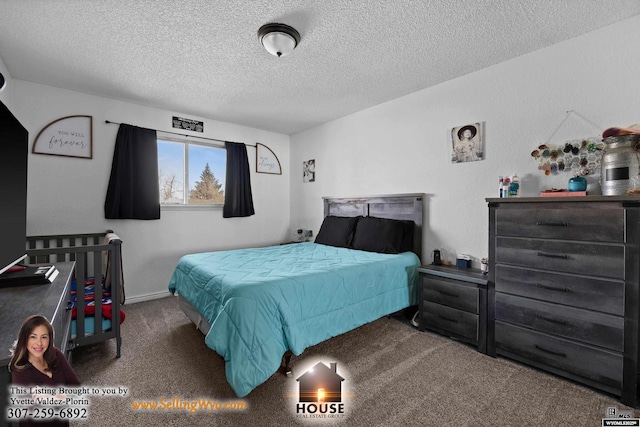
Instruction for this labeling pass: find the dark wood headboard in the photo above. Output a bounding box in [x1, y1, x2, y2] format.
[322, 193, 424, 262]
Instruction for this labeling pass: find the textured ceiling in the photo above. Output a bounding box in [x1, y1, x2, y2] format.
[1, 1, 640, 135]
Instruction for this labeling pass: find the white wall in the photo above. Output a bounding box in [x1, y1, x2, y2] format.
[6, 13, 640, 299]
[290, 14, 640, 267]
[10, 81, 291, 302]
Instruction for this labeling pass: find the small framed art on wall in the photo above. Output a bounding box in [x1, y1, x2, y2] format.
[451, 122, 484, 163]
[303, 159, 315, 183]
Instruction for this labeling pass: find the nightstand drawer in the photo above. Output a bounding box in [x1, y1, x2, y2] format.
[495, 293, 623, 351]
[495, 265, 624, 315]
[422, 276, 478, 314]
[496, 207, 623, 242]
[495, 237, 624, 279]
[495, 322, 622, 391]
[423, 301, 477, 342]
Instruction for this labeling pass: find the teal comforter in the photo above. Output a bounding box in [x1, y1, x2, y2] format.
[168, 242, 419, 397]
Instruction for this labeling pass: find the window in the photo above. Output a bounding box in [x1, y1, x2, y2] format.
[157, 136, 226, 206]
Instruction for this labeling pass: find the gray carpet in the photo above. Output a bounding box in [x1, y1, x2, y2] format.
[70, 296, 634, 426]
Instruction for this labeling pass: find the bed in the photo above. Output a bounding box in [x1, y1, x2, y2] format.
[168, 194, 424, 397]
[25, 231, 125, 358]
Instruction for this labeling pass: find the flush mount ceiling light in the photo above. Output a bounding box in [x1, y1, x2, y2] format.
[258, 23, 300, 57]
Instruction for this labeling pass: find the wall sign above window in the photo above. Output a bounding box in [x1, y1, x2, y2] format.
[256, 142, 282, 175]
[172, 116, 203, 132]
[33, 115, 92, 159]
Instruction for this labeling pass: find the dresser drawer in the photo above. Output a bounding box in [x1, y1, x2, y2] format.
[422, 301, 477, 342]
[495, 206, 623, 242]
[495, 322, 623, 391]
[495, 265, 624, 315]
[495, 293, 623, 351]
[495, 237, 624, 280]
[422, 276, 478, 314]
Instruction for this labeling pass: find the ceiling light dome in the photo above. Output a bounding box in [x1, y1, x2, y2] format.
[258, 23, 300, 57]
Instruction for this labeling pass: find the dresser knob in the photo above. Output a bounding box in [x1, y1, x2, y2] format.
[438, 315, 458, 323]
[535, 344, 566, 358]
[535, 283, 570, 292]
[438, 290, 459, 298]
[535, 314, 569, 326]
[537, 251, 570, 260]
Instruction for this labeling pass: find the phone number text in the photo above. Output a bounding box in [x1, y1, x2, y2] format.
[7, 407, 88, 420]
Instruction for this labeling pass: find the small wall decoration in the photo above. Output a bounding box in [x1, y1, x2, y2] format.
[303, 159, 315, 183]
[256, 143, 282, 174]
[33, 115, 92, 159]
[531, 138, 604, 176]
[172, 116, 203, 132]
[531, 110, 605, 177]
[451, 122, 484, 163]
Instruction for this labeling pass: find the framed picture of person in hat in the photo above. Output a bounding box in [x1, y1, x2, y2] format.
[451, 122, 483, 163]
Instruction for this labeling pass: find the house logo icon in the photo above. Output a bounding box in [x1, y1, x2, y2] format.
[297, 362, 344, 402]
[293, 360, 347, 419]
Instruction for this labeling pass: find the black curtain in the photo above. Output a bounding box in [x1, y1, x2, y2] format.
[104, 124, 160, 219]
[223, 141, 255, 218]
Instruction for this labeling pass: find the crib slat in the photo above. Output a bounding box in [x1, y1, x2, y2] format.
[111, 241, 122, 358]
[75, 254, 86, 339]
[92, 249, 102, 339]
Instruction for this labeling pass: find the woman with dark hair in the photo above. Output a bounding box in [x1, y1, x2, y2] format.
[9, 315, 80, 426]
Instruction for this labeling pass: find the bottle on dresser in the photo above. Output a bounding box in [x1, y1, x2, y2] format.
[502, 177, 511, 198]
[509, 174, 520, 197]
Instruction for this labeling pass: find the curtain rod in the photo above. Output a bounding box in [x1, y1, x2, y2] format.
[104, 120, 256, 148]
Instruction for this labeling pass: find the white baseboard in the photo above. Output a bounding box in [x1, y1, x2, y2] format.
[124, 290, 173, 305]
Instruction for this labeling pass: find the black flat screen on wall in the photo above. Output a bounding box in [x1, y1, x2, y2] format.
[0, 100, 28, 275]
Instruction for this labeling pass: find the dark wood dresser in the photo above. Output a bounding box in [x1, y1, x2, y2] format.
[418, 264, 488, 353]
[487, 196, 640, 407]
[0, 262, 74, 426]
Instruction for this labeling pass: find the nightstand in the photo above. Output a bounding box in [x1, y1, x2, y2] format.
[418, 264, 488, 353]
